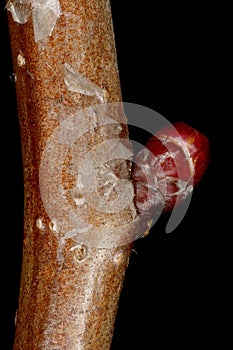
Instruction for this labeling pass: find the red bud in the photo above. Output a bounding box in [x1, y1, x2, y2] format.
[131, 122, 210, 218]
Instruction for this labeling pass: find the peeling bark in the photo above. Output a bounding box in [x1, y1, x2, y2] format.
[6, 1, 139, 348]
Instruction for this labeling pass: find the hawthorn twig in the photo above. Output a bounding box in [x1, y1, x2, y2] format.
[6, 1, 140, 348]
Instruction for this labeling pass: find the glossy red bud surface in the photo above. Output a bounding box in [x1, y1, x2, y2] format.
[131, 122, 210, 218]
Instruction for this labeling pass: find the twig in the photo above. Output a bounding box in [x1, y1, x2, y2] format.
[6, 1, 138, 348]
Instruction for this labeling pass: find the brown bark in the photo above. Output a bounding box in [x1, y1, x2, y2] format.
[6, 1, 138, 348]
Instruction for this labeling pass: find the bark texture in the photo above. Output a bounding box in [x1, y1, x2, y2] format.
[6, 1, 137, 348]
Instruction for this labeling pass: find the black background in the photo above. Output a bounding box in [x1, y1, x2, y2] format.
[0, 1, 227, 349]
